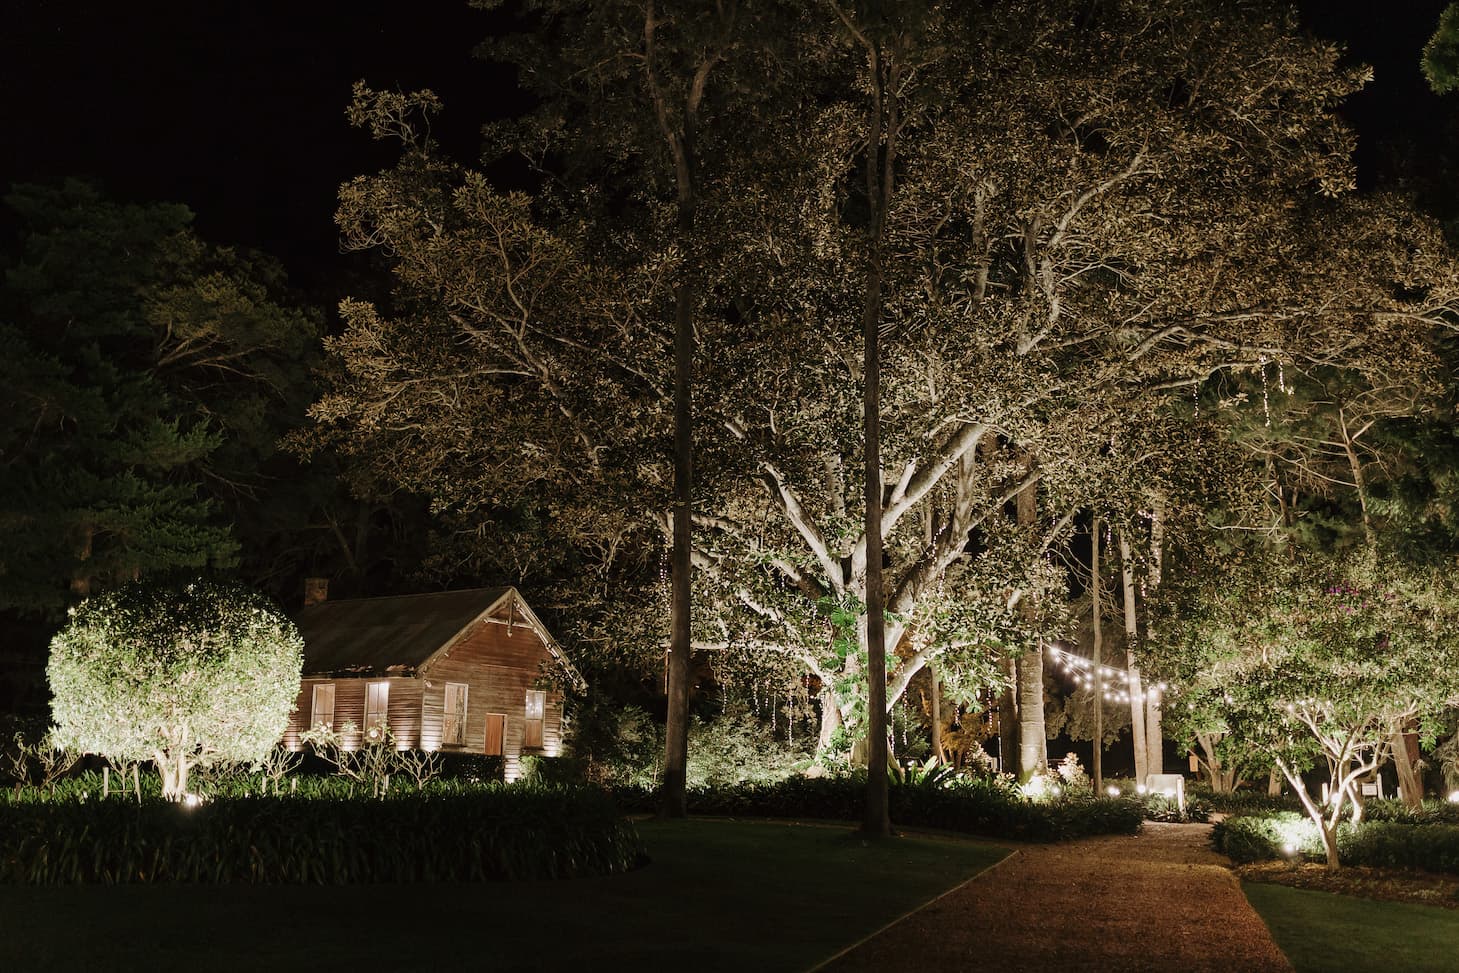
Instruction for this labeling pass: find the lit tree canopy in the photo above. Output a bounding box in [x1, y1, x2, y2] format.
[48, 578, 304, 800]
[1159, 552, 1459, 867]
[311, 1, 1459, 746]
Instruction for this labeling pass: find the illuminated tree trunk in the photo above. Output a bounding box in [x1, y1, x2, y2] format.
[831, 4, 900, 839]
[1195, 732, 1241, 793]
[154, 748, 189, 801]
[1392, 731, 1424, 809]
[998, 657, 1019, 775]
[1091, 518, 1104, 794]
[1119, 528, 1148, 785]
[929, 661, 943, 764]
[1144, 503, 1165, 778]
[642, 1, 710, 819]
[1014, 460, 1046, 780]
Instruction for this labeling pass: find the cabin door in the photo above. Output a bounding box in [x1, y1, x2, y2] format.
[483, 713, 505, 756]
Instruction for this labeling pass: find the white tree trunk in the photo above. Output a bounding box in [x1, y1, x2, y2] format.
[1119, 529, 1148, 784]
[1144, 502, 1165, 777]
[1017, 643, 1047, 780]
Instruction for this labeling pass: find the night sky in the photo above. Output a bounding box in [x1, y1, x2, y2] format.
[1, 0, 1456, 290]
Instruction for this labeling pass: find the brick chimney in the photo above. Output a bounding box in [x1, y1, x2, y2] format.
[303, 577, 329, 608]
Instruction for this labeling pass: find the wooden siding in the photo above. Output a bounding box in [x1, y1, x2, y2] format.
[283, 676, 423, 750]
[420, 618, 564, 779]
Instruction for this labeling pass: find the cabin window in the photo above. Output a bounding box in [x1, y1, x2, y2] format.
[483, 713, 505, 756]
[443, 682, 468, 747]
[364, 681, 390, 743]
[523, 690, 545, 749]
[310, 683, 335, 731]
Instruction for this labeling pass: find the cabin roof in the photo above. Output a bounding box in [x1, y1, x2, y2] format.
[294, 586, 584, 687]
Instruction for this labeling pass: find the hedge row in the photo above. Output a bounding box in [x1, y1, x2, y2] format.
[0, 784, 646, 884]
[616, 773, 1145, 842]
[1212, 811, 1459, 874]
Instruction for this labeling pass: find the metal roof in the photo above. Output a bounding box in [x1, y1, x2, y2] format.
[294, 587, 512, 675]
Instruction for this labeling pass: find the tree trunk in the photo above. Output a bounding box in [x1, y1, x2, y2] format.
[157, 752, 188, 801]
[929, 662, 942, 764]
[1091, 518, 1103, 794]
[1196, 732, 1239, 793]
[70, 525, 95, 598]
[659, 258, 694, 818]
[644, 3, 704, 821]
[999, 658, 1019, 775]
[1392, 731, 1424, 809]
[847, 23, 896, 841]
[1144, 503, 1165, 778]
[1267, 767, 1282, 797]
[1118, 529, 1148, 784]
[1014, 457, 1046, 780]
[1017, 644, 1046, 780]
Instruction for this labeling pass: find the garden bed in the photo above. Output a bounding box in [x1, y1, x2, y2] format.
[1237, 860, 1459, 910]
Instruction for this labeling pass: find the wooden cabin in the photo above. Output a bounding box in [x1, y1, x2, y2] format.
[282, 585, 584, 780]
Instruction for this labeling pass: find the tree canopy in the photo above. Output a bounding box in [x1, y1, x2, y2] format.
[0, 181, 321, 613]
[311, 1, 1459, 772]
[47, 577, 303, 799]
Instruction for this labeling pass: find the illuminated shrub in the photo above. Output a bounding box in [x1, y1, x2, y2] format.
[48, 578, 303, 801]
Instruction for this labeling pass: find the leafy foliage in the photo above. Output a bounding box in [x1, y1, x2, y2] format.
[0, 182, 321, 612]
[0, 785, 644, 883]
[1425, 3, 1459, 96]
[1215, 811, 1459, 876]
[614, 771, 1143, 842]
[1164, 552, 1459, 865]
[314, 1, 1459, 760]
[47, 578, 303, 799]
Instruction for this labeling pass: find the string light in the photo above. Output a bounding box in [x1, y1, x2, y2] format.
[1047, 645, 1171, 705]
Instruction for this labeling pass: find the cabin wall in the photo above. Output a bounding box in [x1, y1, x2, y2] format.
[421, 618, 564, 780]
[283, 676, 423, 750]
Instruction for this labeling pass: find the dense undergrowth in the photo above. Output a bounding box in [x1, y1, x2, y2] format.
[0, 784, 644, 884]
[1213, 803, 1459, 874]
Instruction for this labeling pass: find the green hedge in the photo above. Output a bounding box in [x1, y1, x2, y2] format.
[616, 773, 1144, 842]
[1212, 811, 1459, 874]
[0, 785, 645, 884]
[1360, 799, 1459, 826]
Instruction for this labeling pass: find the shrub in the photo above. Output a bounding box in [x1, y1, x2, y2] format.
[1213, 811, 1459, 875]
[48, 578, 303, 800]
[1187, 784, 1303, 816]
[1360, 798, 1459, 826]
[612, 772, 1143, 841]
[1340, 822, 1459, 872]
[0, 784, 645, 884]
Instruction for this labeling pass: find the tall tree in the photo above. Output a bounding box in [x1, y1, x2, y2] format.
[0, 181, 319, 612]
[313, 0, 1459, 770]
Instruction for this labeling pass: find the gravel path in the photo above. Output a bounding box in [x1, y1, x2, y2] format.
[819, 822, 1292, 973]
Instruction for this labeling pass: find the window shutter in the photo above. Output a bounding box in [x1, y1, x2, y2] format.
[524, 690, 545, 749]
[311, 684, 335, 731]
[443, 682, 468, 746]
[364, 682, 390, 743]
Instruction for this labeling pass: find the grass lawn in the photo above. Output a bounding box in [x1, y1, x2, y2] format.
[1244, 881, 1459, 973]
[0, 818, 1006, 972]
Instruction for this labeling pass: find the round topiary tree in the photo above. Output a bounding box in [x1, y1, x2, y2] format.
[48, 577, 304, 800]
